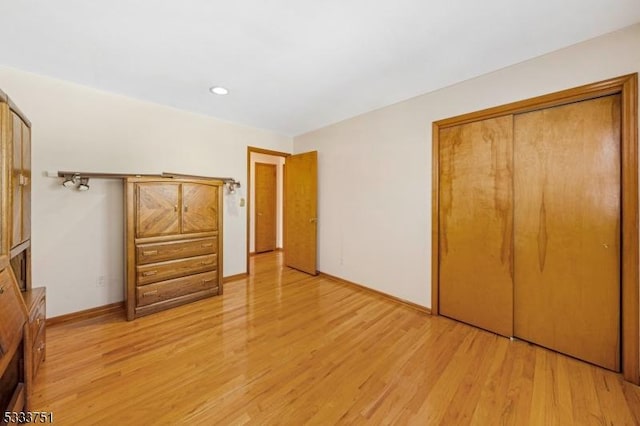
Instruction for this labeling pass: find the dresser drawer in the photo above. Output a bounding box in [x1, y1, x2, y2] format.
[137, 237, 217, 264]
[32, 326, 45, 378]
[28, 295, 46, 342]
[137, 254, 217, 286]
[136, 271, 218, 306]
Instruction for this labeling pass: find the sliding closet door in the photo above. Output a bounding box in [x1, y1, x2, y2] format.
[439, 116, 514, 337]
[514, 95, 621, 370]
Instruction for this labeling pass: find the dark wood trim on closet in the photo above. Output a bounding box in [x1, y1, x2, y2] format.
[431, 73, 639, 384]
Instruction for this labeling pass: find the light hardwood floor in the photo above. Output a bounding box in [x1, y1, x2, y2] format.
[34, 252, 640, 424]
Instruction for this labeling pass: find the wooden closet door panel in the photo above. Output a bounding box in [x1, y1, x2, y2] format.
[11, 113, 22, 248]
[182, 183, 218, 234]
[439, 115, 514, 337]
[21, 123, 31, 242]
[514, 95, 621, 371]
[136, 183, 180, 238]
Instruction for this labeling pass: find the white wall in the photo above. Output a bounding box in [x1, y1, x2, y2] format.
[249, 153, 284, 252]
[294, 23, 640, 309]
[0, 66, 292, 317]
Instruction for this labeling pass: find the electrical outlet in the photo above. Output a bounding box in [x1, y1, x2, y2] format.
[97, 276, 107, 287]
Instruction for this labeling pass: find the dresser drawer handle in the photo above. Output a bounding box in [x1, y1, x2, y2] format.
[142, 271, 158, 277]
[201, 243, 214, 248]
[143, 290, 158, 297]
[142, 250, 158, 256]
[36, 318, 42, 326]
[201, 261, 213, 266]
[202, 278, 215, 284]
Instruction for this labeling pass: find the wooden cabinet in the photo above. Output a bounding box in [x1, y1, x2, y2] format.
[136, 182, 219, 238]
[0, 89, 44, 412]
[125, 178, 223, 320]
[1, 89, 34, 269]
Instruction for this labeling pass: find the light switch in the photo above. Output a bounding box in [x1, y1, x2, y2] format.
[239, 198, 246, 207]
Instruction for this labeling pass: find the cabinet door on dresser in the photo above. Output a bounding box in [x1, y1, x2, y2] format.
[10, 112, 31, 249]
[182, 183, 218, 234]
[136, 183, 180, 237]
[21, 123, 31, 243]
[11, 113, 22, 248]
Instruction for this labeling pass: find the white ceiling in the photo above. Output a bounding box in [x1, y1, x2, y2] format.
[1, 1, 639, 136]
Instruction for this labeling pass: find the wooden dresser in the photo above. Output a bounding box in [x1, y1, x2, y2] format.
[125, 177, 223, 320]
[0, 89, 45, 412]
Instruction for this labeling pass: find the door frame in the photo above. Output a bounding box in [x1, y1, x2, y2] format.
[246, 147, 291, 275]
[431, 74, 639, 383]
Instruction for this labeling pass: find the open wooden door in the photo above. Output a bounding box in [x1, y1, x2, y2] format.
[284, 151, 317, 275]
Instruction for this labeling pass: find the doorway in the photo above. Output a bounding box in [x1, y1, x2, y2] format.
[246, 147, 319, 277]
[247, 147, 289, 275]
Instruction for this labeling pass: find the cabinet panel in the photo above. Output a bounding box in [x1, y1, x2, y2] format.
[136, 183, 180, 237]
[0, 269, 26, 359]
[21, 123, 31, 242]
[137, 237, 217, 264]
[9, 250, 27, 292]
[11, 113, 22, 248]
[182, 183, 217, 234]
[136, 254, 217, 286]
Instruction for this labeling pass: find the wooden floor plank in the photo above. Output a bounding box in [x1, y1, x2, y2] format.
[31, 251, 640, 424]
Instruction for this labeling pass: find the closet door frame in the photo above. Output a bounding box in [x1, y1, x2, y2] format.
[431, 74, 639, 384]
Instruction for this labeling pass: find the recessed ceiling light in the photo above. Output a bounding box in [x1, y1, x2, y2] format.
[209, 86, 229, 95]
